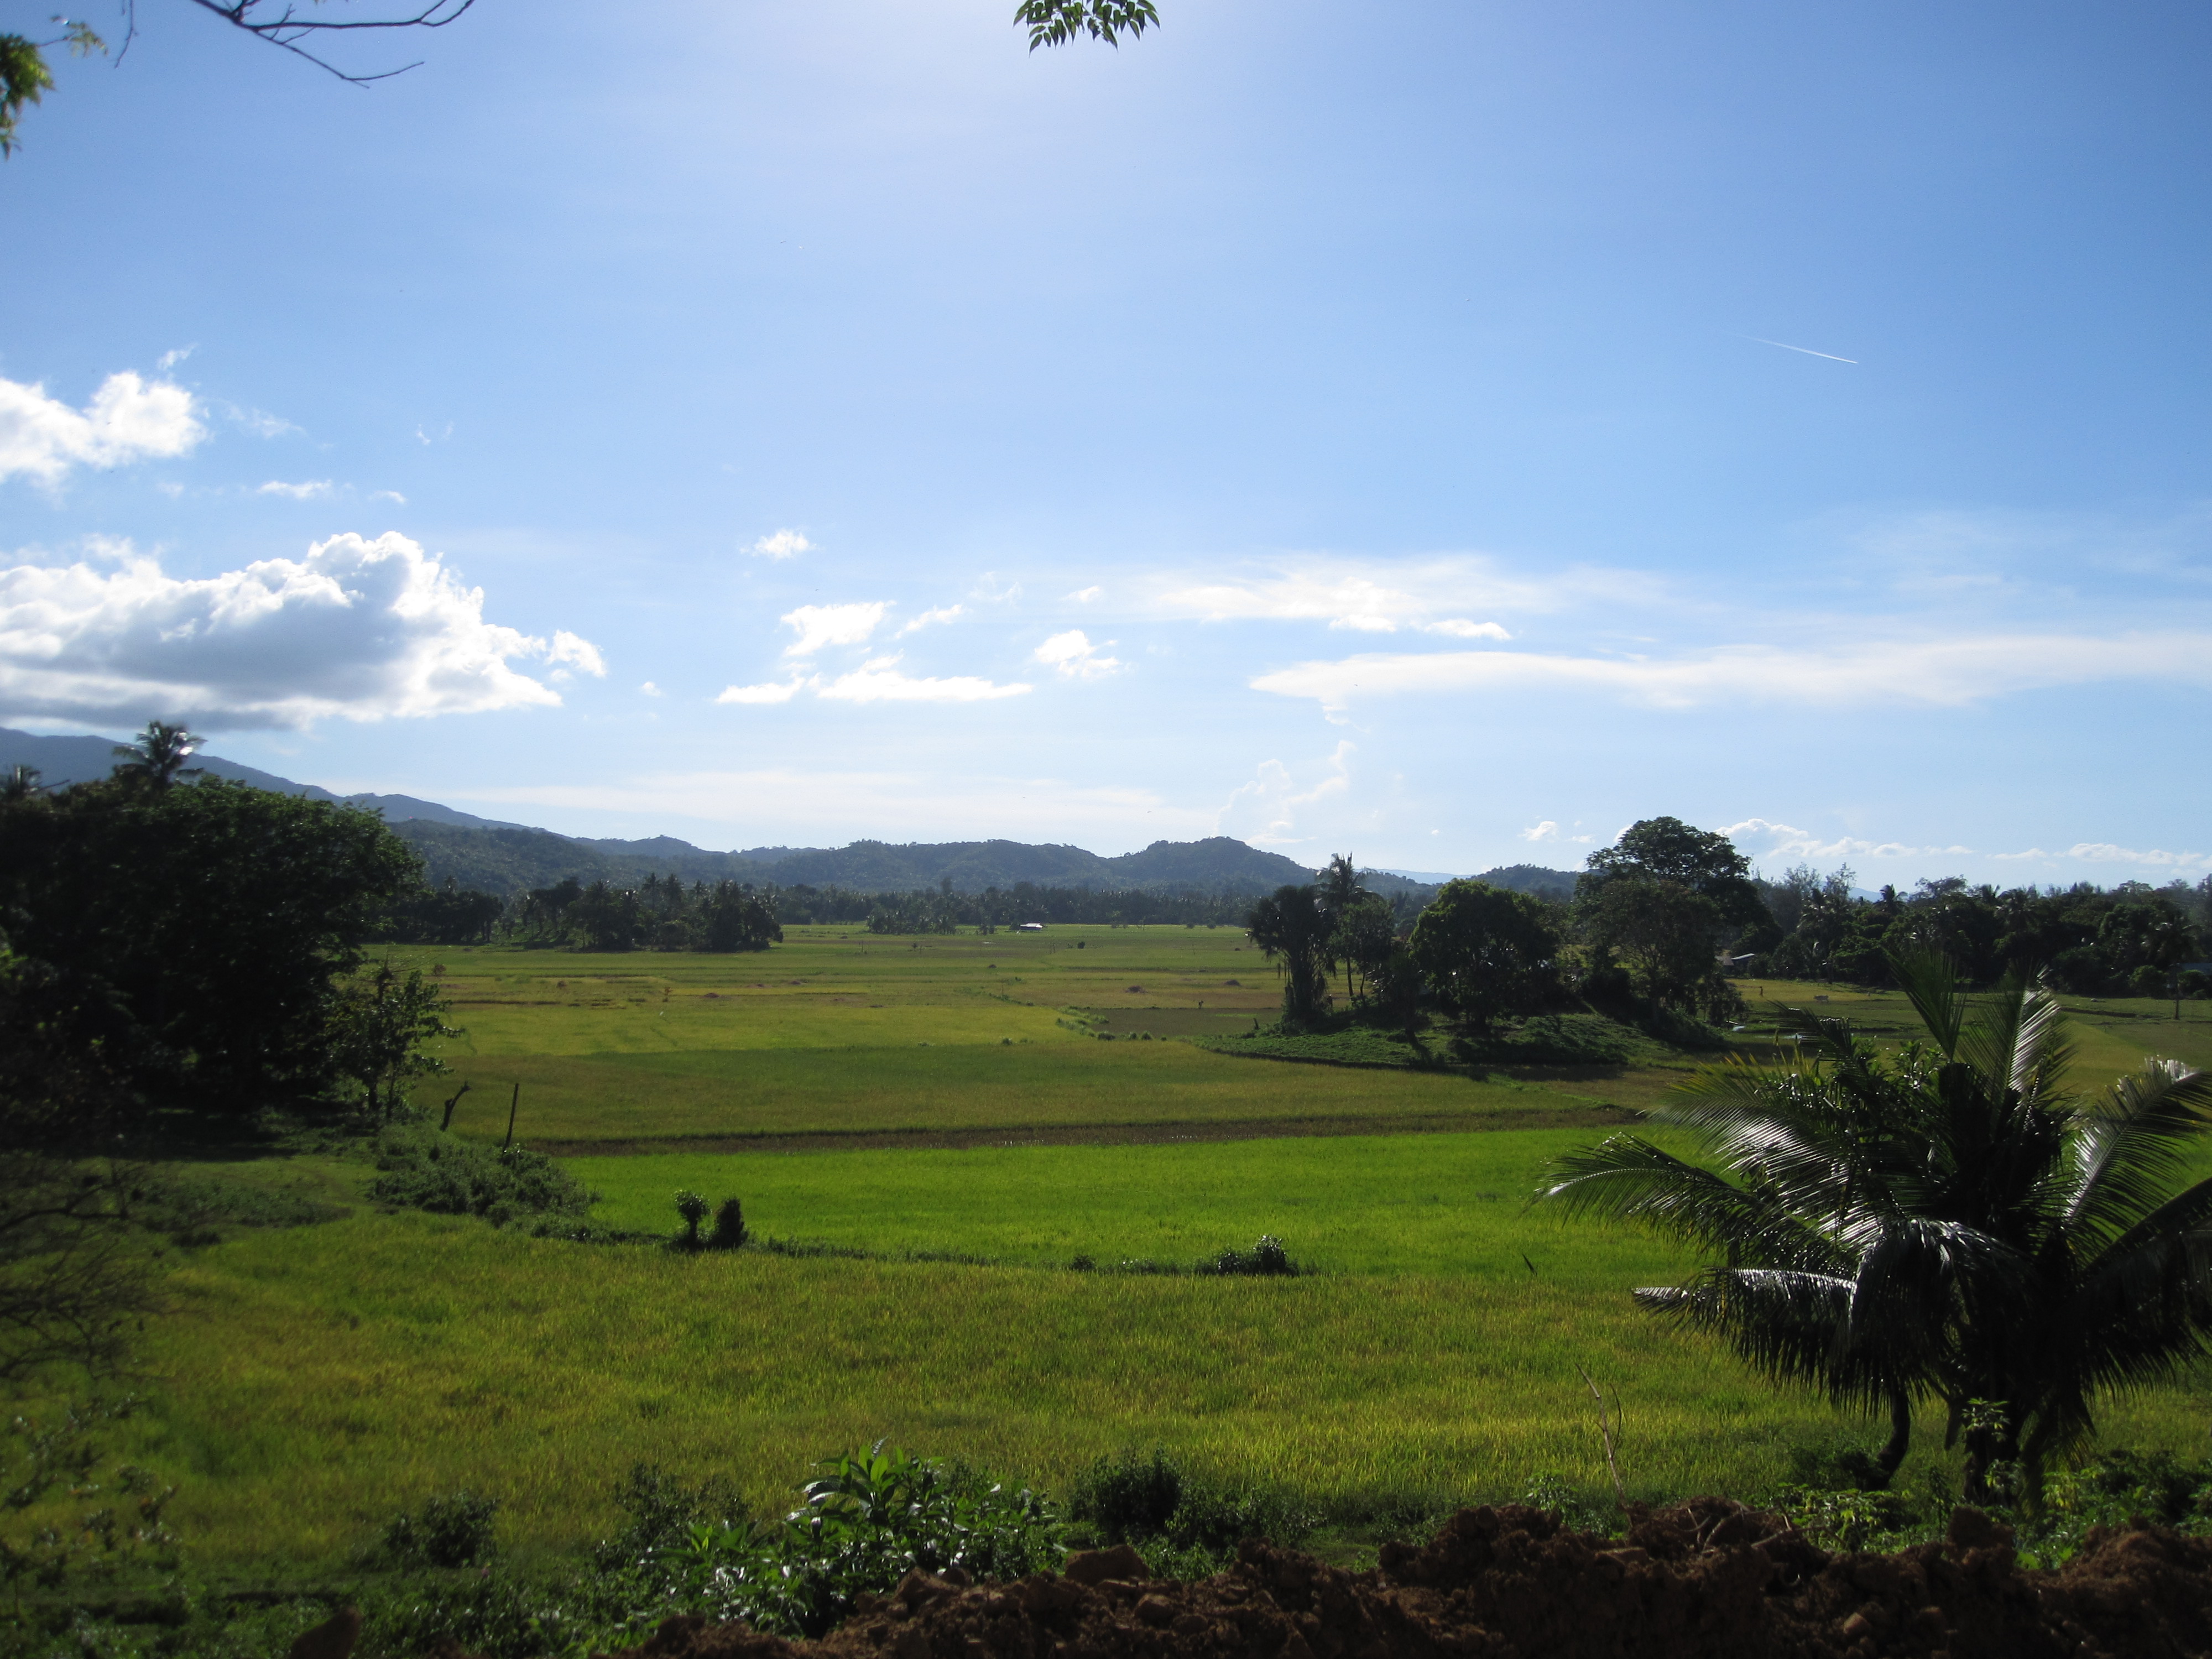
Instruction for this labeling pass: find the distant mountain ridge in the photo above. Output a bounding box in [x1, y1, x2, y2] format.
[0, 726, 1577, 903]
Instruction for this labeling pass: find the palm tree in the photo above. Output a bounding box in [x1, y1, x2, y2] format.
[110, 721, 204, 791]
[1537, 947, 2212, 1503]
[1246, 884, 1331, 1029]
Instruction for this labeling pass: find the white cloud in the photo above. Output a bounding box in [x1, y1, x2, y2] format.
[1217, 742, 1354, 847]
[1068, 586, 1103, 603]
[226, 404, 302, 440]
[1251, 632, 2212, 714]
[781, 601, 888, 656]
[640, 681, 664, 697]
[0, 531, 596, 729]
[372, 489, 407, 505]
[1147, 555, 1618, 633]
[897, 604, 965, 637]
[0, 371, 206, 486]
[257, 479, 333, 500]
[1520, 820, 1560, 842]
[816, 655, 1030, 703]
[158, 345, 197, 371]
[545, 630, 607, 680]
[2047, 842, 2212, 873]
[750, 529, 813, 559]
[1424, 618, 1513, 640]
[716, 680, 804, 705]
[1033, 629, 1123, 680]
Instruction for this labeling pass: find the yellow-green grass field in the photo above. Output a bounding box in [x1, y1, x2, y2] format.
[39, 931, 2212, 1565]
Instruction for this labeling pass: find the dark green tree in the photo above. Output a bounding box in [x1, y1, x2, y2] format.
[1246, 884, 1331, 1029]
[0, 773, 420, 1115]
[1580, 816, 1765, 932]
[109, 721, 204, 792]
[1405, 880, 1559, 1030]
[330, 959, 460, 1119]
[1540, 948, 2212, 1504]
[1575, 872, 1728, 1013]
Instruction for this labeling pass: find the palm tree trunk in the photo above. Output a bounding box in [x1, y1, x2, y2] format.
[1874, 1387, 1912, 1485]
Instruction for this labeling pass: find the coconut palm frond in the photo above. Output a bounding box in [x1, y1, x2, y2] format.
[2065, 1060, 2212, 1239]
[1952, 973, 2073, 1106]
[1887, 945, 1965, 1061]
[1537, 1135, 1843, 1267]
[1639, 1267, 1895, 1404]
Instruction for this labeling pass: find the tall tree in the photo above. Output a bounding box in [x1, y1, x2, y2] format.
[1406, 880, 1560, 1031]
[109, 720, 204, 792]
[1539, 947, 2212, 1503]
[1580, 816, 1765, 931]
[1246, 884, 1331, 1029]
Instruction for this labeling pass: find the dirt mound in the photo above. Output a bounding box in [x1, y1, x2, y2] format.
[587, 1500, 2212, 1659]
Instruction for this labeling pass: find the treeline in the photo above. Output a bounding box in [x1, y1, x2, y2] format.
[1241, 817, 2212, 1036]
[1746, 867, 2210, 996]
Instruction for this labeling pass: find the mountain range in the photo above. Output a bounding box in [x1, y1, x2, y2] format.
[0, 726, 1579, 901]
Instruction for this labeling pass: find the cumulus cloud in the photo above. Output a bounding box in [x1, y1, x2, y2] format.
[1033, 629, 1123, 679]
[750, 529, 813, 559]
[1217, 742, 1354, 847]
[897, 604, 964, 637]
[1068, 585, 1103, 603]
[544, 631, 607, 680]
[257, 479, 333, 499]
[1251, 632, 2212, 715]
[372, 489, 407, 504]
[640, 681, 664, 697]
[158, 346, 197, 371]
[716, 680, 804, 705]
[816, 655, 1030, 703]
[1, 371, 206, 486]
[781, 601, 888, 656]
[1520, 820, 1560, 842]
[0, 531, 597, 729]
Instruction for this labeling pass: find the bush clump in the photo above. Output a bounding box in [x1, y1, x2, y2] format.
[1203, 1235, 1297, 1276]
[379, 1489, 500, 1568]
[1066, 1447, 1315, 1576]
[367, 1122, 593, 1229]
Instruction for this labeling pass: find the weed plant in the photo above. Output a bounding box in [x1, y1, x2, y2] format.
[1065, 1447, 1317, 1578]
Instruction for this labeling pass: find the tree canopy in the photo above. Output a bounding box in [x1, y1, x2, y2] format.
[1541, 947, 2212, 1504]
[1406, 879, 1560, 1030]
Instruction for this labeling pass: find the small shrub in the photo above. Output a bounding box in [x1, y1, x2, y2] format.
[368, 1123, 593, 1228]
[1067, 1447, 1313, 1572]
[707, 1197, 749, 1250]
[1204, 1235, 1298, 1276]
[674, 1190, 708, 1248]
[380, 1489, 500, 1568]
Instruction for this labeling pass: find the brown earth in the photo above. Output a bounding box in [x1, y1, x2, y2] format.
[576, 1500, 2212, 1659]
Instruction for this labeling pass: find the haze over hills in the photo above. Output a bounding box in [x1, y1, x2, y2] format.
[0, 726, 1579, 901]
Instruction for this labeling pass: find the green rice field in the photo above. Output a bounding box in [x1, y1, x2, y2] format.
[62, 928, 2212, 1561]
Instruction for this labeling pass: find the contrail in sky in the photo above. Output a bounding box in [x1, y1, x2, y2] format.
[1740, 334, 1859, 364]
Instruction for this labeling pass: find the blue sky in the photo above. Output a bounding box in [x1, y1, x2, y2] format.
[3, 0, 2210, 884]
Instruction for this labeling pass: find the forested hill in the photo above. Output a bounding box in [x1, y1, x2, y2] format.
[0, 726, 1574, 902]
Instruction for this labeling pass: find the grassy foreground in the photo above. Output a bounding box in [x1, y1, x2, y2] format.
[27, 933, 2212, 1571]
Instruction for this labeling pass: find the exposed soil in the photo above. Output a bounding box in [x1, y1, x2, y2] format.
[583, 1501, 2212, 1659]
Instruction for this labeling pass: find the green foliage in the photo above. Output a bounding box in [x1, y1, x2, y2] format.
[1246, 884, 1332, 1029]
[1014, 0, 1160, 50]
[1408, 880, 1562, 1030]
[673, 1189, 708, 1246]
[328, 961, 460, 1120]
[0, 770, 422, 1115]
[378, 1490, 499, 1569]
[0, 34, 53, 158]
[609, 1445, 1062, 1639]
[1542, 945, 2212, 1505]
[366, 1121, 593, 1229]
[1207, 1235, 1295, 1276]
[1066, 1447, 1314, 1574]
[865, 894, 958, 935]
[707, 1197, 749, 1250]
